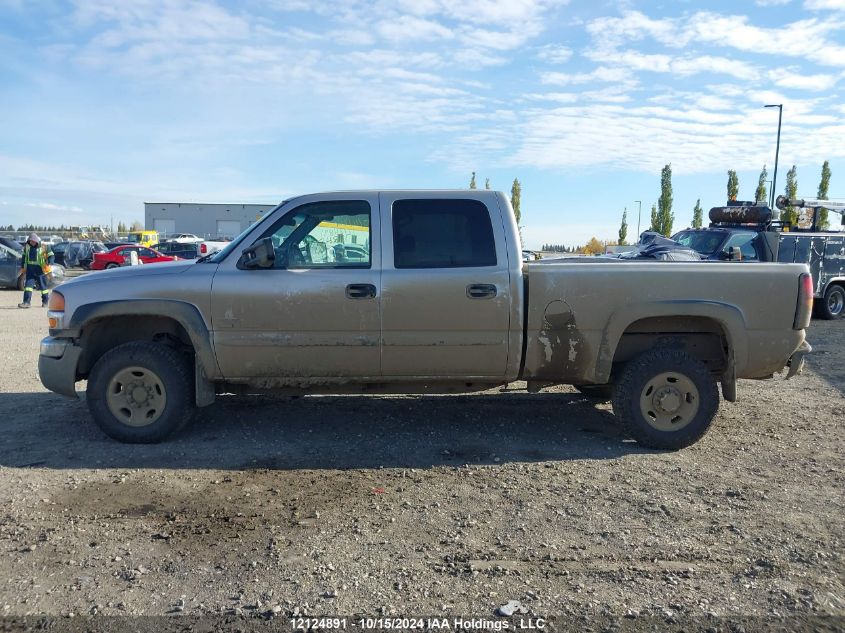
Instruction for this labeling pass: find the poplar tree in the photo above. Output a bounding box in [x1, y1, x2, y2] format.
[618, 209, 628, 245]
[727, 170, 739, 201]
[817, 160, 831, 230]
[469, 172, 477, 189]
[692, 199, 703, 228]
[485, 178, 491, 190]
[510, 178, 522, 226]
[755, 165, 768, 205]
[656, 163, 674, 236]
[649, 203, 659, 232]
[783, 165, 798, 226]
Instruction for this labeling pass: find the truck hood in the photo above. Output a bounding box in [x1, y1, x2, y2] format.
[59, 261, 202, 288]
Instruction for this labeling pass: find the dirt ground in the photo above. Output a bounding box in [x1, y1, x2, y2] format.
[0, 285, 842, 631]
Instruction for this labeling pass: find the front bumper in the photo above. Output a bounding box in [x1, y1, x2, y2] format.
[38, 336, 82, 399]
[786, 340, 812, 379]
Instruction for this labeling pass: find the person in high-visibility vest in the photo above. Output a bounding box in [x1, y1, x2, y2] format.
[18, 233, 54, 309]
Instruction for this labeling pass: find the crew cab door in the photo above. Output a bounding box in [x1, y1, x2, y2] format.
[379, 192, 512, 378]
[210, 193, 381, 380]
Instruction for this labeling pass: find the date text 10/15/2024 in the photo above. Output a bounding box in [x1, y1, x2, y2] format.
[291, 618, 548, 631]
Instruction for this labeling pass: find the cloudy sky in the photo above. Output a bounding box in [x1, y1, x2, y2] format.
[2, 0, 844, 247]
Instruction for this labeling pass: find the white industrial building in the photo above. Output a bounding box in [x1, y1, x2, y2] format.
[144, 202, 277, 239]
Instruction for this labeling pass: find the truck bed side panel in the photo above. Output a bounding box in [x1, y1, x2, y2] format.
[522, 261, 807, 384]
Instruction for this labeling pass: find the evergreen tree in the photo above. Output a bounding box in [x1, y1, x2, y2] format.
[755, 165, 768, 205]
[485, 178, 490, 190]
[649, 203, 659, 232]
[817, 160, 831, 230]
[657, 164, 674, 236]
[130, 220, 144, 231]
[692, 199, 703, 228]
[469, 172, 477, 190]
[618, 209, 628, 245]
[117, 221, 127, 233]
[510, 178, 521, 226]
[727, 169, 739, 201]
[783, 165, 798, 226]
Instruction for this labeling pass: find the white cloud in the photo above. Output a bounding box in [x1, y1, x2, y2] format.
[585, 10, 845, 68]
[804, 0, 845, 8]
[541, 66, 632, 86]
[771, 69, 840, 90]
[537, 44, 572, 63]
[375, 15, 454, 42]
[756, 0, 791, 5]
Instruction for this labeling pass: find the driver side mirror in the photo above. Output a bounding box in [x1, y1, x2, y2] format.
[728, 246, 742, 261]
[241, 237, 276, 269]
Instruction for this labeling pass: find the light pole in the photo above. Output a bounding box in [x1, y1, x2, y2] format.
[764, 104, 782, 210]
[635, 200, 642, 238]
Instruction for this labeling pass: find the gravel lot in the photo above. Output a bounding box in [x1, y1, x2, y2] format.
[0, 284, 842, 631]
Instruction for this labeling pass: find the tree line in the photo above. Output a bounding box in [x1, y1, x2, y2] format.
[1, 220, 144, 233]
[616, 160, 835, 241]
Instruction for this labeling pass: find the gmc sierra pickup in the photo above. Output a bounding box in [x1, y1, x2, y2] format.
[39, 190, 812, 449]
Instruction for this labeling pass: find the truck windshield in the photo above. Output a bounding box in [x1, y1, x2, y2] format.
[126, 234, 140, 243]
[202, 201, 287, 263]
[673, 230, 726, 255]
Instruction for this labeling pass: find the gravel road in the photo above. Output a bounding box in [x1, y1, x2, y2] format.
[0, 286, 842, 631]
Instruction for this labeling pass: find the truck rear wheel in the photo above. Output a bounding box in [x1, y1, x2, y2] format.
[612, 348, 719, 450]
[818, 284, 845, 320]
[86, 341, 194, 443]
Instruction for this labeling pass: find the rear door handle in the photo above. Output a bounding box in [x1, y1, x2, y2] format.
[466, 283, 497, 299]
[346, 283, 377, 299]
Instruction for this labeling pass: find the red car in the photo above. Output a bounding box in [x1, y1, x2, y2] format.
[91, 245, 180, 270]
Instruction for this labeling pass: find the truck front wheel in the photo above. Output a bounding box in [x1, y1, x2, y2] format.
[612, 349, 719, 450]
[86, 341, 194, 443]
[819, 284, 845, 320]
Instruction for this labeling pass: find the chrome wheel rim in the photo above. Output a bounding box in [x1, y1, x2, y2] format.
[639, 371, 699, 432]
[106, 366, 167, 427]
[828, 290, 844, 316]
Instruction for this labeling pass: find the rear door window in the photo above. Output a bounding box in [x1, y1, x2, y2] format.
[392, 199, 497, 268]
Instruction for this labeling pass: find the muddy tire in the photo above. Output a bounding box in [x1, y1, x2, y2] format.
[574, 384, 614, 401]
[105, 263, 119, 269]
[17, 273, 25, 291]
[612, 348, 719, 450]
[86, 341, 194, 443]
[818, 284, 845, 320]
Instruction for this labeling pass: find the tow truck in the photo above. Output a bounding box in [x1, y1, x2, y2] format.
[673, 196, 845, 319]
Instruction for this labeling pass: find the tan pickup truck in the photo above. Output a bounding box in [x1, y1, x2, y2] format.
[38, 190, 812, 449]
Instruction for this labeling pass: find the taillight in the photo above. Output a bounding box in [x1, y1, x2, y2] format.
[200, 243, 207, 254]
[794, 273, 813, 330]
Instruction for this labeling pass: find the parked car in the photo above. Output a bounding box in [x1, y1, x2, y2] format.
[91, 245, 179, 270]
[40, 189, 811, 449]
[51, 241, 69, 266]
[63, 241, 108, 269]
[171, 233, 203, 243]
[0, 237, 23, 252]
[104, 241, 129, 250]
[152, 241, 200, 259]
[0, 242, 24, 289]
[0, 243, 65, 290]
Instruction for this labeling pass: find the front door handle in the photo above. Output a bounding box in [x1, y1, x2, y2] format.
[346, 283, 377, 299]
[466, 283, 497, 299]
